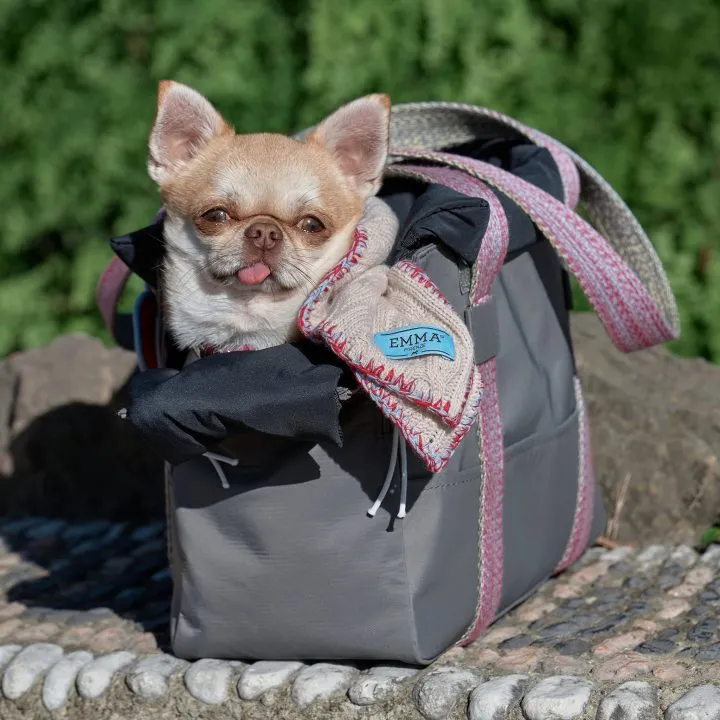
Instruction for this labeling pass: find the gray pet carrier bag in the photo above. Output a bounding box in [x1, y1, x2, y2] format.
[103, 102, 680, 665]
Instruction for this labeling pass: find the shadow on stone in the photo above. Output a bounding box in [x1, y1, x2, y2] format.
[0, 333, 168, 648]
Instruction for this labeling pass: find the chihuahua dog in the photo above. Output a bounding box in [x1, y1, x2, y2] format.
[147, 81, 391, 354]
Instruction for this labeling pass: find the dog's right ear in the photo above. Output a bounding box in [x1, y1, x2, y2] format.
[148, 81, 231, 185]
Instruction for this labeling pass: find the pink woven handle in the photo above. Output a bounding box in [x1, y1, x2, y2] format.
[96, 255, 131, 338]
[392, 149, 676, 354]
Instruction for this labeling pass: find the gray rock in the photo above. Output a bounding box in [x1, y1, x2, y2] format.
[636, 545, 671, 573]
[699, 546, 720, 569]
[291, 663, 359, 707]
[0, 517, 43, 534]
[666, 685, 720, 720]
[468, 674, 529, 720]
[522, 676, 594, 720]
[412, 666, 482, 720]
[596, 681, 659, 720]
[41, 650, 93, 711]
[238, 660, 304, 701]
[0, 645, 22, 671]
[26, 518, 66, 539]
[130, 521, 166, 542]
[76, 651, 136, 699]
[184, 658, 234, 705]
[601, 547, 636, 565]
[126, 653, 188, 700]
[667, 545, 699, 570]
[348, 665, 418, 706]
[1, 643, 64, 700]
[695, 643, 720, 661]
[62, 520, 111, 541]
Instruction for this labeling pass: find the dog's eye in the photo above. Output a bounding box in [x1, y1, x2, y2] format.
[201, 208, 230, 223]
[299, 216, 325, 233]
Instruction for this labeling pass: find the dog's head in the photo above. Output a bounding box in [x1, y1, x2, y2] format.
[148, 81, 391, 294]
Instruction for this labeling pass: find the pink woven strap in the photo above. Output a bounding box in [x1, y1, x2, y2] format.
[392, 149, 676, 354]
[389, 162, 508, 643]
[96, 255, 131, 339]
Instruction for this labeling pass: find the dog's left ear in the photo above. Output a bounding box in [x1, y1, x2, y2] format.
[309, 94, 391, 198]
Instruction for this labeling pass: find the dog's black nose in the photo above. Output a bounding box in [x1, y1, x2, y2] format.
[244, 222, 283, 250]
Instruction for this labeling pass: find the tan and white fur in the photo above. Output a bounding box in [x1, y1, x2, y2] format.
[147, 81, 391, 353]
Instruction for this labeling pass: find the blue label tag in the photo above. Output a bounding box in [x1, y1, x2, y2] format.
[373, 325, 456, 361]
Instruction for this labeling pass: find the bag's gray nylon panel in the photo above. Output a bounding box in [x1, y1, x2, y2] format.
[499, 405, 580, 610]
[493, 253, 575, 446]
[170, 409, 418, 662]
[404, 464, 481, 663]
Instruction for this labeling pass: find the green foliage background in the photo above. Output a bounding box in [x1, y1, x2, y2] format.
[1, 0, 718, 360]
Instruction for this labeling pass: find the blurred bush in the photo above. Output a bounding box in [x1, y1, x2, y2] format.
[0, 0, 718, 360]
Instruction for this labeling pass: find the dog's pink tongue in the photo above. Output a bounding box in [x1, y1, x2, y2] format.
[237, 262, 271, 285]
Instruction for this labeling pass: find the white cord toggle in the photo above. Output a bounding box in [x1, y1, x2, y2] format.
[203, 451, 239, 489]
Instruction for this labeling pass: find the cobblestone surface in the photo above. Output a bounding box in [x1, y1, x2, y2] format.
[1, 516, 720, 718]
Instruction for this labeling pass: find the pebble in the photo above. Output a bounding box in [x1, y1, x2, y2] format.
[594, 631, 648, 657]
[347, 665, 418, 706]
[669, 584, 703, 598]
[61, 520, 111, 541]
[695, 643, 720, 661]
[479, 626, 522, 646]
[636, 545, 671, 572]
[183, 658, 234, 705]
[1, 518, 44, 535]
[688, 619, 718, 641]
[596, 680, 658, 720]
[666, 685, 720, 720]
[412, 666, 482, 720]
[686, 567, 715, 586]
[0, 644, 22, 670]
[594, 652, 651, 681]
[76, 650, 136, 699]
[290, 663, 359, 707]
[131, 538, 166, 557]
[468, 674, 528, 720]
[554, 639, 591, 656]
[0, 603, 25, 621]
[600, 547, 635, 565]
[0, 619, 22, 640]
[658, 599, 692, 620]
[125, 633, 157, 654]
[636, 638, 677, 655]
[1, 642, 64, 699]
[26, 519, 66, 540]
[699, 545, 720, 569]
[91, 627, 135, 654]
[238, 660, 305, 701]
[496, 647, 543, 672]
[542, 655, 587, 675]
[58, 625, 97, 647]
[653, 663, 689, 682]
[13, 622, 59, 644]
[41, 650, 93, 711]
[538, 622, 580, 640]
[522, 675, 593, 720]
[571, 561, 610, 586]
[515, 600, 557, 623]
[667, 546, 699, 570]
[499, 634, 534, 650]
[130, 521, 166, 543]
[126, 652, 188, 699]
